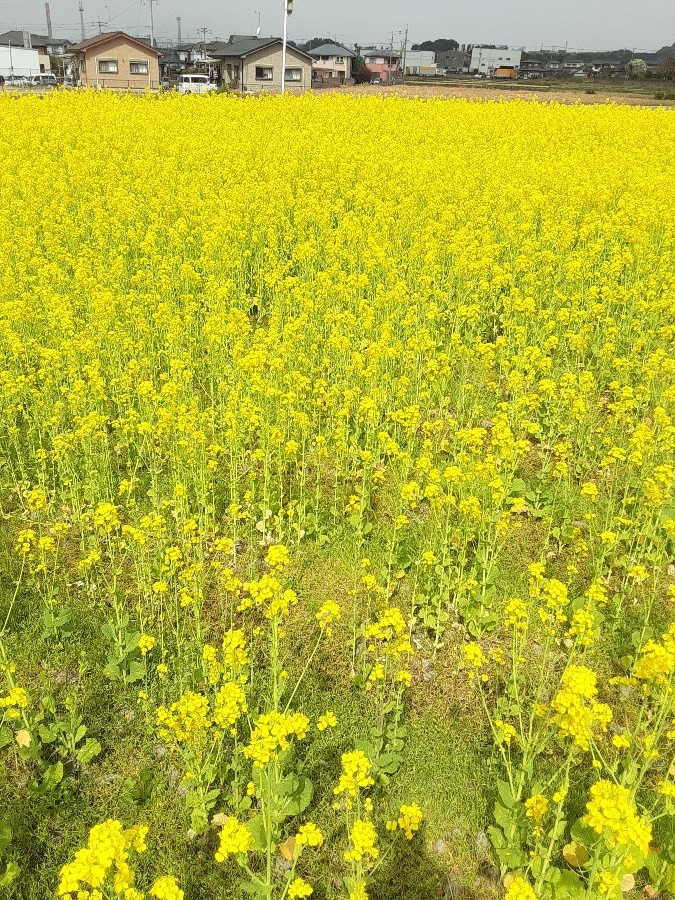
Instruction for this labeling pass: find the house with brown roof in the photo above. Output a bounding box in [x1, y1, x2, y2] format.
[70, 32, 161, 90]
[209, 37, 312, 93]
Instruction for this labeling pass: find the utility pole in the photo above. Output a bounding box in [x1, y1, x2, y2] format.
[281, 0, 294, 95]
[389, 31, 394, 83]
[198, 26, 210, 57]
[176, 16, 181, 44]
[401, 23, 408, 82]
[92, 19, 107, 33]
[148, 0, 157, 47]
[79, 2, 86, 41]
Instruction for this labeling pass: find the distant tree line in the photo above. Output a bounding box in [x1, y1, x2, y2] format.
[410, 38, 459, 52]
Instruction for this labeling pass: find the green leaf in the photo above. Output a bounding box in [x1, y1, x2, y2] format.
[276, 775, 313, 819]
[43, 761, 64, 790]
[0, 727, 13, 750]
[38, 724, 57, 744]
[494, 799, 517, 831]
[570, 818, 598, 851]
[551, 870, 585, 899]
[76, 738, 102, 764]
[103, 661, 122, 681]
[125, 660, 145, 684]
[101, 622, 117, 642]
[74, 724, 87, 745]
[375, 752, 402, 775]
[241, 879, 267, 896]
[246, 815, 267, 851]
[125, 631, 141, 654]
[494, 845, 528, 869]
[488, 825, 505, 850]
[0, 861, 19, 887]
[497, 779, 515, 808]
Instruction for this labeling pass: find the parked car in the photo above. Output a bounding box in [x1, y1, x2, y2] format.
[178, 74, 215, 94]
[30, 73, 58, 87]
[3, 75, 29, 87]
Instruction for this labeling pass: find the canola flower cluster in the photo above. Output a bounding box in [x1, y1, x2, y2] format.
[242, 711, 310, 768]
[550, 666, 613, 750]
[584, 780, 652, 858]
[57, 820, 182, 900]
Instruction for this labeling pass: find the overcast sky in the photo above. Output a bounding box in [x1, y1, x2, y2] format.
[0, 0, 672, 52]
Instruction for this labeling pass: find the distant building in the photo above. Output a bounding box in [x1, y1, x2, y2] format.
[361, 47, 400, 84]
[309, 42, 355, 86]
[0, 44, 42, 77]
[402, 50, 436, 76]
[436, 49, 469, 72]
[210, 37, 313, 93]
[70, 32, 162, 90]
[470, 46, 522, 76]
[0, 30, 71, 75]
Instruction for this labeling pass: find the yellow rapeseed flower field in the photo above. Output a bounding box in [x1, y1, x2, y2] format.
[1, 90, 675, 899]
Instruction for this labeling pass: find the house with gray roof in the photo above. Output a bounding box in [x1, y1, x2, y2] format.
[209, 37, 312, 93]
[308, 42, 355, 86]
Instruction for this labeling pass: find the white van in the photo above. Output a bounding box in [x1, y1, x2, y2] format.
[178, 74, 215, 94]
[30, 73, 58, 87]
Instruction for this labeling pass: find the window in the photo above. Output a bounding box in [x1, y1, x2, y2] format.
[130, 60, 149, 75]
[255, 66, 273, 80]
[285, 68, 302, 82]
[335, 56, 344, 64]
[98, 59, 118, 74]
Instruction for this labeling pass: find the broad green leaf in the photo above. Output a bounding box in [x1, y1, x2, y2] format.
[497, 779, 515, 808]
[76, 738, 101, 764]
[247, 815, 267, 851]
[276, 775, 313, 819]
[562, 841, 589, 867]
[0, 727, 12, 750]
[0, 861, 19, 887]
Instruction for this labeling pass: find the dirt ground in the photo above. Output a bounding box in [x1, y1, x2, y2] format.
[338, 82, 675, 107]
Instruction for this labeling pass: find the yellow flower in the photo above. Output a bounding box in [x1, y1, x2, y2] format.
[584, 780, 651, 857]
[552, 786, 568, 804]
[296, 822, 324, 848]
[57, 820, 148, 896]
[138, 634, 155, 656]
[316, 711, 337, 731]
[525, 794, 548, 824]
[288, 877, 313, 898]
[243, 711, 309, 767]
[550, 666, 612, 750]
[504, 598, 528, 631]
[149, 875, 184, 900]
[316, 600, 341, 634]
[265, 544, 290, 572]
[504, 876, 538, 900]
[334, 750, 375, 797]
[397, 803, 423, 839]
[214, 817, 254, 862]
[344, 819, 378, 862]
